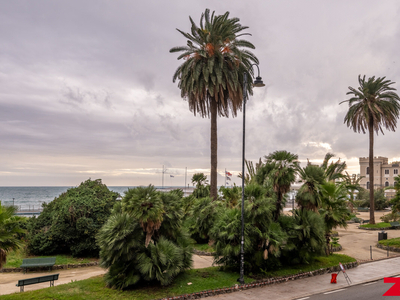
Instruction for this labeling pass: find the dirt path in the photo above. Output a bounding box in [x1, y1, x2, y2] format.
[0, 254, 215, 296]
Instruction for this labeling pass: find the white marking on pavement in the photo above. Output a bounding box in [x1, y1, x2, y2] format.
[324, 289, 347, 294]
[363, 281, 378, 286]
[296, 297, 310, 300]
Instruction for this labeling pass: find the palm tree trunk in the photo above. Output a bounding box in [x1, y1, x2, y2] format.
[210, 99, 218, 200]
[369, 121, 375, 224]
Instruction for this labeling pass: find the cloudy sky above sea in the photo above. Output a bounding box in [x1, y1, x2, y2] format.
[1, 0, 400, 187]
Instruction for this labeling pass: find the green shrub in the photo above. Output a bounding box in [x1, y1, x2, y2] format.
[27, 179, 118, 257]
[97, 185, 193, 289]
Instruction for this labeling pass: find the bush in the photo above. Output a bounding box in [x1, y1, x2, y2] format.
[381, 212, 400, 223]
[97, 185, 193, 289]
[27, 179, 118, 257]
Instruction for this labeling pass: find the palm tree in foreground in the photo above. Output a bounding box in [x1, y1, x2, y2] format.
[170, 9, 259, 200]
[340, 75, 400, 224]
[0, 202, 24, 270]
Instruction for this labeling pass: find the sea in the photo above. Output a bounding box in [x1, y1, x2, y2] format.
[0, 186, 193, 211]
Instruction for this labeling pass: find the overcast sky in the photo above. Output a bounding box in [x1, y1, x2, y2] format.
[1, 0, 400, 187]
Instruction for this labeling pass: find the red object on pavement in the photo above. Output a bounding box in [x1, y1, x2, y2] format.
[331, 273, 337, 284]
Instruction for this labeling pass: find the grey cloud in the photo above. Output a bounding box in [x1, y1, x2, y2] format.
[1, 0, 400, 186]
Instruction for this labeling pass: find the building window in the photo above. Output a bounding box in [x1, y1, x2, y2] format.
[367, 182, 370, 189]
[385, 169, 389, 175]
[385, 181, 389, 187]
[366, 167, 369, 175]
[395, 169, 399, 175]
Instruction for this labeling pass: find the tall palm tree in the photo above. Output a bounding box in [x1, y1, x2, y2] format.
[170, 9, 259, 200]
[340, 75, 400, 224]
[0, 202, 25, 270]
[263, 150, 299, 221]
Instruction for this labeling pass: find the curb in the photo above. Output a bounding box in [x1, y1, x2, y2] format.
[156, 262, 358, 300]
[193, 250, 214, 257]
[376, 243, 400, 253]
[358, 226, 392, 231]
[0, 261, 99, 273]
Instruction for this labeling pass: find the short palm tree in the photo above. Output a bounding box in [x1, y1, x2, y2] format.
[296, 164, 326, 211]
[0, 202, 25, 270]
[321, 153, 346, 182]
[340, 75, 400, 224]
[319, 182, 349, 255]
[263, 150, 299, 220]
[342, 172, 363, 213]
[170, 9, 259, 200]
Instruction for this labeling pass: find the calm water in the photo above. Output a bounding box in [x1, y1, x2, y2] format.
[0, 186, 190, 210]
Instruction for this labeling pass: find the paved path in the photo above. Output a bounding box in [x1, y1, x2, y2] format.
[337, 211, 400, 261]
[208, 257, 400, 300]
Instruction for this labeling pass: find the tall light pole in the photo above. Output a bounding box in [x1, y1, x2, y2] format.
[239, 65, 265, 285]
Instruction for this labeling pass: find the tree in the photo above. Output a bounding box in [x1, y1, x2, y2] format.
[97, 187, 192, 289]
[341, 75, 400, 224]
[191, 173, 208, 188]
[238, 158, 263, 185]
[320, 153, 346, 182]
[170, 9, 259, 200]
[28, 179, 118, 257]
[296, 164, 325, 211]
[319, 182, 349, 255]
[342, 172, 363, 213]
[263, 150, 299, 221]
[390, 175, 400, 213]
[0, 202, 25, 270]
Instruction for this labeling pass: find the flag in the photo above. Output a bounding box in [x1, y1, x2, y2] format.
[170, 175, 174, 178]
[226, 176, 231, 181]
[226, 171, 232, 176]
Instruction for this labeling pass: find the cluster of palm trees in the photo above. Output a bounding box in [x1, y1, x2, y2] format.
[183, 151, 354, 271]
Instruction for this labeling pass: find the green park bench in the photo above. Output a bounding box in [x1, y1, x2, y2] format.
[16, 273, 59, 292]
[357, 207, 369, 212]
[20, 257, 56, 274]
[390, 221, 400, 229]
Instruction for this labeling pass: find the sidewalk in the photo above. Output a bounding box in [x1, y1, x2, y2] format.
[207, 257, 400, 300]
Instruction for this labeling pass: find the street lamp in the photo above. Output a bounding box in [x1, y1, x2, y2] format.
[239, 65, 265, 285]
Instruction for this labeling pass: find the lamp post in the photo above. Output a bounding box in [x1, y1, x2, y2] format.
[239, 65, 265, 285]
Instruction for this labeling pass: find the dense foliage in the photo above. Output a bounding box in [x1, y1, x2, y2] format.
[0, 202, 26, 269]
[27, 179, 118, 257]
[97, 185, 193, 289]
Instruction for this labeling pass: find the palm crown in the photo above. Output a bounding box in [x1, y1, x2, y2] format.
[341, 75, 400, 134]
[170, 9, 259, 118]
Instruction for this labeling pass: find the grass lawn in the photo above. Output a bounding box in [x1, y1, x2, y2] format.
[359, 222, 391, 229]
[4, 247, 97, 268]
[193, 243, 215, 253]
[0, 254, 356, 300]
[378, 237, 400, 248]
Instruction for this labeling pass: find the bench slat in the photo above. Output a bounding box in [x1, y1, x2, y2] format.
[16, 274, 59, 287]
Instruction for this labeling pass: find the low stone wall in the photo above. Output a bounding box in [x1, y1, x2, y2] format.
[156, 261, 358, 300]
[358, 226, 392, 231]
[330, 245, 342, 252]
[376, 243, 400, 253]
[0, 261, 99, 273]
[193, 249, 213, 256]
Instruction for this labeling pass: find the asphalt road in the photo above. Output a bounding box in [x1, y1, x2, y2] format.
[294, 276, 400, 300]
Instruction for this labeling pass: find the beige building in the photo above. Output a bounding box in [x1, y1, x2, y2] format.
[359, 156, 399, 199]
